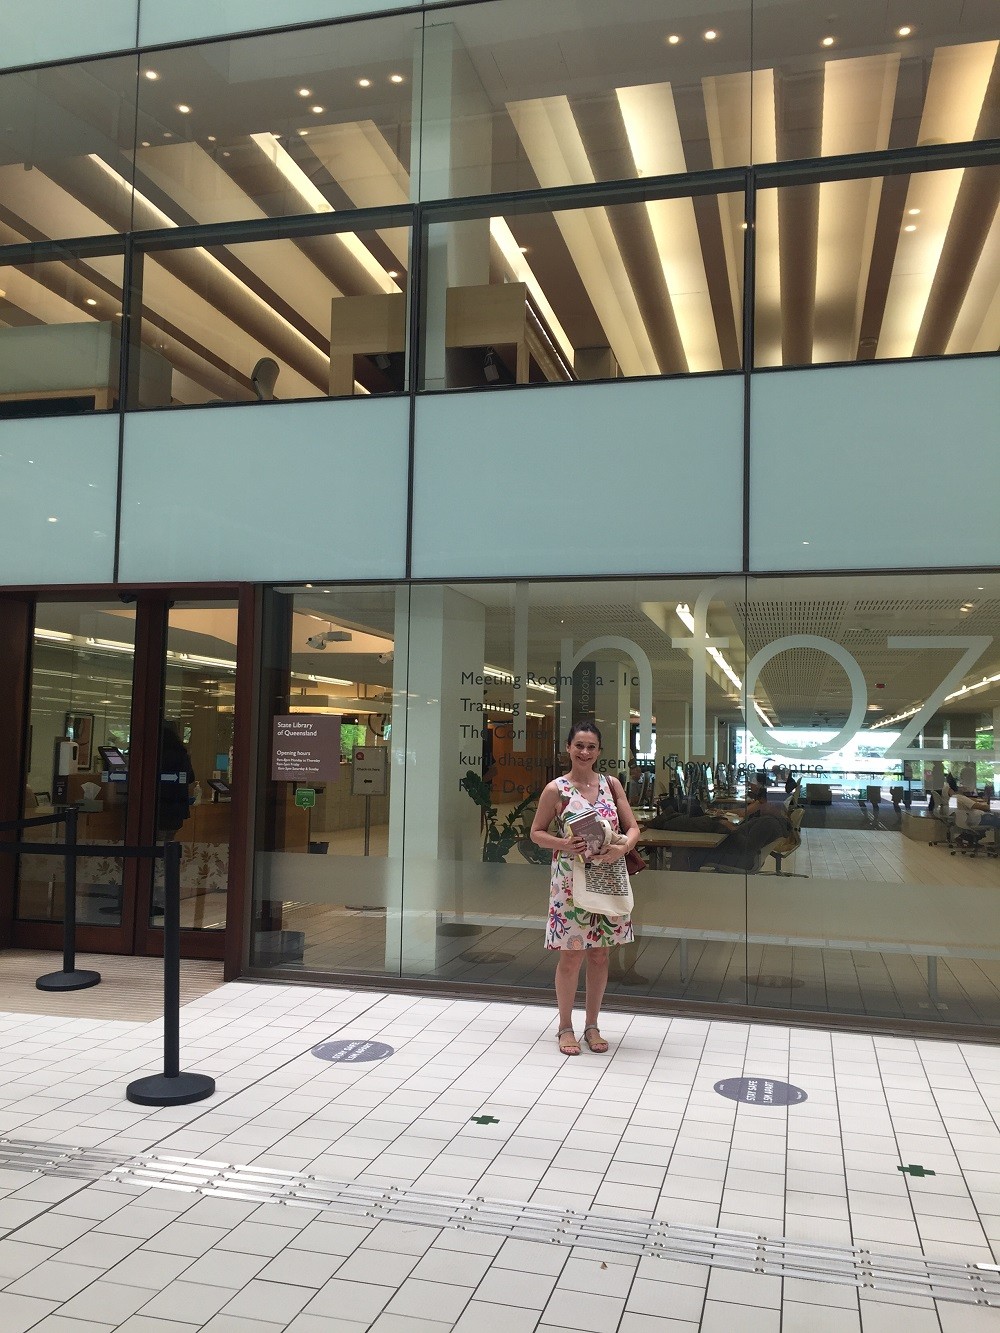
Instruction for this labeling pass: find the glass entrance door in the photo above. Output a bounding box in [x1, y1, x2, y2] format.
[15, 596, 239, 959]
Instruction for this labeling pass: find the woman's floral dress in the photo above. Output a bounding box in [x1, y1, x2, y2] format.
[545, 774, 634, 951]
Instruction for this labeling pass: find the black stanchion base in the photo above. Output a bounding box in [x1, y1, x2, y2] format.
[126, 1072, 216, 1107]
[36, 969, 101, 992]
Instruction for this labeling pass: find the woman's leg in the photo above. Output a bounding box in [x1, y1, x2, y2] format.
[555, 950, 585, 1031]
[584, 948, 610, 1028]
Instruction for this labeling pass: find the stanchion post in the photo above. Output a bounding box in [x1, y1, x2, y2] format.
[36, 806, 101, 993]
[126, 840, 215, 1107]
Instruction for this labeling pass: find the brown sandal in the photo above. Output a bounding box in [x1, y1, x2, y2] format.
[583, 1026, 609, 1053]
[557, 1027, 581, 1056]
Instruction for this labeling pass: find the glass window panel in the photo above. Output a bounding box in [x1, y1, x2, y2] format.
[150, 601, 238, 932]
[0, 251, 124, 417]
[752, 2, 1000, 164]
[755, 162, 1000, 367]
[416, 0, 752, 199]
[19, 602, 136, 927]
[745, 571, 1000, 1025]
[422, 190, 743, 390]
[251, 585, 402, 975]
[133, 14, 418, 225]
[132, 224, 410, 405]
[0, 55, 139, 242]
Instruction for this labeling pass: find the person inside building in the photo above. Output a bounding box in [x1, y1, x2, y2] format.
[530, 720, 640, 1056]
[157, 720, 196, 843]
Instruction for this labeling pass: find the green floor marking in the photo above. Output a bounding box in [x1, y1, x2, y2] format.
[897, 1163, 936, 1177]
[470, 1115, 499, 1125]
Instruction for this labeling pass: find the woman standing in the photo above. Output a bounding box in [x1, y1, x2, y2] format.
[530, 721, 641, 1056]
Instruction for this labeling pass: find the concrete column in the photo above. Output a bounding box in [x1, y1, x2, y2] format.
[415, 21, 493, 390]
[387, 585, 485, 972]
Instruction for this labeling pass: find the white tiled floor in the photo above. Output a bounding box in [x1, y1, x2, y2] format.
[0, 981, 998, 1331]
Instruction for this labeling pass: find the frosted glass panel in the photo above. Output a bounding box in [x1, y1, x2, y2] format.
[118, 399, 409, 582]
[750, 357, 1000, 571]
[411, 376, 744, 578]
[139, 0, 405, 45]
[0, 416, 117, 583]
[0, 0, 136, 69]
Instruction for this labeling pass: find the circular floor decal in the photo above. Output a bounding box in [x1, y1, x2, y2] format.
[714, 1076, 807, 1106]
[312, 1039, 393, 1063]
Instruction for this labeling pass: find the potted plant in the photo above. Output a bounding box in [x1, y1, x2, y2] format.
[460, 769, 543, 862]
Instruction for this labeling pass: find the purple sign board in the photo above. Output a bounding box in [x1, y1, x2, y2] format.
[312, 1039, 393, 1063]
[714, 1077, 807, 1107]
[271, 714, 341, 782]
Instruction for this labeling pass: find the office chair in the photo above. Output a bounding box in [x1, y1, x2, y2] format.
[250, 357, 280, 401]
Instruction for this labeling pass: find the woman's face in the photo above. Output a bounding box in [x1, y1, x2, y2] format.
[568, 731, 601, 767]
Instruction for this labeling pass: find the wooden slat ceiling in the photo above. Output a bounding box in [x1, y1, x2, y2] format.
[0, 39, 996, 400]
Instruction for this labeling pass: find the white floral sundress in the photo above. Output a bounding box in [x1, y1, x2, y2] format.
[545, 774, 635, 951]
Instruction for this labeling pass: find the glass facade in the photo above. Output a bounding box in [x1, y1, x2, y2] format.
[1, 1, 998, 1032]
[250, 574, 1000, 1026]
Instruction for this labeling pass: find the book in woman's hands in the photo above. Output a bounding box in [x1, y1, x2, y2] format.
[564, 807, 608, 860]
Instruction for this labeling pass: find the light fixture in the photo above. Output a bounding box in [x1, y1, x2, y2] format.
[518, 245, 529, 254]
[897, 25, 912, 37]
[163, 132, 173, 139]
[666, 34, 681, 45]
[298, 129, 309, 136]
[388, 269, 399, 278]
[85, 298, 97, 307]
[207, 135, 216, 143]
[140, 140, 150, 147]
[703, 29, 718, 41]
[47, 516, 58, 523]
[144, 69, 159, 81]
[357, 77, 371, 88]
[821, 36, 835, 47]
[311, 105, 324, 114]
[389, 73, 404, 84]
[903, 224, 917, 232]
[907, 207, 921, 216]
[298, 88, 312, 97]
[177, 104, 191, 114]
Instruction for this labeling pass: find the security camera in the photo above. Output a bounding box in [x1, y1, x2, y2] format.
[377, 651, 394, 665]
[305, 633, 327, 650]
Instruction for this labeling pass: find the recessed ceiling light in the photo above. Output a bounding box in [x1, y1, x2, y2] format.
[144, 70, 159, 81]
[222, 150, 231, 157]
[140, 140, 150, 148]
[298, 88, 312, 97]
[47, 516, 58, 523]
[907, 207, 921, 215]
[177, 104, 191, 114]
[388, 270, 399, 278]
[207, 135, 216, 142]
[311, 105, 324, 114]
[802, 540, 810, 545]
[518, 245, 529, 253]
[85, 298, 97, 306]
[821, 36, 835, 47]
[666, 34, 681, 45]
[358, 77, 371, 88]
[298, 129, 309, 136]
[903, 223, 917, 232]
[977, 586, 985, 591]
[897, 25, 912, 37]
[389, 73, 404, 84]
[163, 132, 173, 139]
[703, 29, 718, 41]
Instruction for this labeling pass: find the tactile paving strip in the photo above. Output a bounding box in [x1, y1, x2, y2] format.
[0, 1137, 997, 1307]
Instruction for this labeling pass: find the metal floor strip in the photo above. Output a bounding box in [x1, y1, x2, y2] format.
[0, 1138, 997, 1306]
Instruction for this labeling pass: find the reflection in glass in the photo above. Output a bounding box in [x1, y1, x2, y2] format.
[18, 603, 136, 927]
[150, 602, 238, 932]
[252, 586, 399, 973]
[423, 190, 743, 390]
[0, 55, 139, 242]
[133, 15, 417, 224]
[133, 225, 410, 405]
[756, 164, 1000, 367]
[0, 254, 125, 418]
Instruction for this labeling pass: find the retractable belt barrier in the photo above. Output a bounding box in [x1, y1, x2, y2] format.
[0, 813, 215, 1108]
